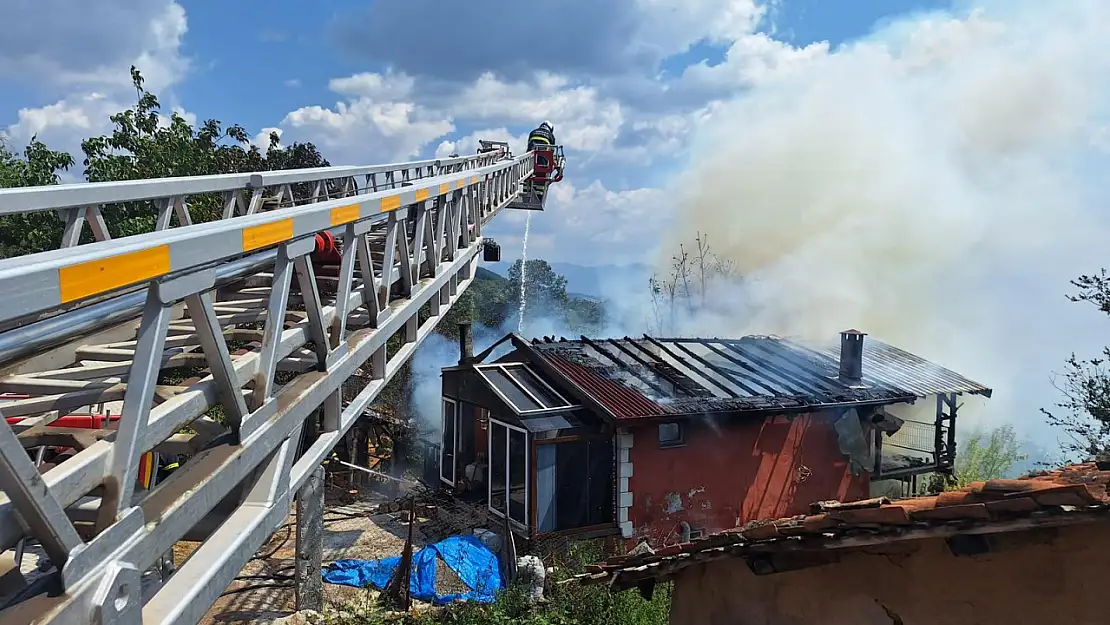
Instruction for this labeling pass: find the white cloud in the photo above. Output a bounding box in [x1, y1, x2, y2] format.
[633, 0, 767, 53]
[0, 1, 189, 94]
[434, 128, 529, 159]
[2, 1, 192, 163]
[281, 75, 455, 164]
[678, 33, 829, 89]
[454, 73, 624, 153]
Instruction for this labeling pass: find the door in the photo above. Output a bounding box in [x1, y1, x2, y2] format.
[440, 398, 457, 486]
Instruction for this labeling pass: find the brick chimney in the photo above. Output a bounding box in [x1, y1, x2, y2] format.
[838, 329, 866, 385]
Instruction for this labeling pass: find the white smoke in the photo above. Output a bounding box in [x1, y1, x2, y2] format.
[661, 0, 1110, 442]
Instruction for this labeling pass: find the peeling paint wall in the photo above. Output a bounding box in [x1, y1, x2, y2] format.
[627, 412, 868, 547]
[668, 521, 1110, 625]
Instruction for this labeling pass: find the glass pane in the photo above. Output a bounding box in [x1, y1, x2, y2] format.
[505, 365, 568, 408]
[489, 423, 507, 515]
[536, 444, 557, 533]
[440, 400, 456, 483]
[481, 368, 541, 412]
[509, 428, 528, 524]
[659, 422, 682, 445]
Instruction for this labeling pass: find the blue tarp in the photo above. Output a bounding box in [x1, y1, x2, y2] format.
[322, 535, 503, 605]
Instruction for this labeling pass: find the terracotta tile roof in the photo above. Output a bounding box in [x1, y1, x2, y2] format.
[578, 462, 1110, 590]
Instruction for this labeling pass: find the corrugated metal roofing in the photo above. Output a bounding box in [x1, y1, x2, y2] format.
[544, 353, 667, 421]
[527, 333, 991, 422]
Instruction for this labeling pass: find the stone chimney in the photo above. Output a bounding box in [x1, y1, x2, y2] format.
[838, 329, 866, 385]
[458, 322, 474, 366]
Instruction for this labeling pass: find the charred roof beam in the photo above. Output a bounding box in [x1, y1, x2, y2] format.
[663, 340, 761, 398]
[612, 337, 704, 397]
[640, 335, 743, 399]
[668, 338, 785, 397]
[724, 339, 848, 397]
[700, 339, 833, 397]
[595, 338, 679, 398]
[578, 336, 689, 397]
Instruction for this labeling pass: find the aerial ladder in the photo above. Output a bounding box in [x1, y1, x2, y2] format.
[0, 139, 552, 624]
[478, 140, 565, 211]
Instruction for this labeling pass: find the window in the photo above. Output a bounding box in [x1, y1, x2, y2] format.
[659, 422, 683, 447]
[488, 420, 529, 527]
[476, 363, 576, 414]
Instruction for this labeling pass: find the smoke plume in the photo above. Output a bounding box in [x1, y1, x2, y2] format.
[664, 0, 1110, 439]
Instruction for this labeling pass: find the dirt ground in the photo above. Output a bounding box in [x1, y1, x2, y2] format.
[191, 480, 491, 624]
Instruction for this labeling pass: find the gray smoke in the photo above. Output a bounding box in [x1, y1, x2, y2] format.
[660, 0, 1110, 441]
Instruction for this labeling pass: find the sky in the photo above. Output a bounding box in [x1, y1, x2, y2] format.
[0, 0, 947, 266]
[4, 0, 1110, 457]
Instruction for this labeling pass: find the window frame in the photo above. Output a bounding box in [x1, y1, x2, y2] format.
[475, 362, 581, 414]
[658, 421, 685, 448]
[487, 418, 530, 530]
[440, 397, 458, 486]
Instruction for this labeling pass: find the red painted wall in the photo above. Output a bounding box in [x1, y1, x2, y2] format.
[627, 412, 869, 548]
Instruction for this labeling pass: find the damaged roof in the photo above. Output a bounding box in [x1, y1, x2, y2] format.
[577, 462, 1110, 591]
[524, 334, 991, 421]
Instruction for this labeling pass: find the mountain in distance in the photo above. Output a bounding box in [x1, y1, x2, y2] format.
[482, 261, 652, 300]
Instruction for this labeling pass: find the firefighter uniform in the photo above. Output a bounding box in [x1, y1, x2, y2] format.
[527, 121, 555, 151]
[526, 121, 556, 199]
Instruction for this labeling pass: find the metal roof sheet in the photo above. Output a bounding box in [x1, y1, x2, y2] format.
[527, 333, 991, 422]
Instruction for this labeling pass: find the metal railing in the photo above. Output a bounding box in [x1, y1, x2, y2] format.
[0, 145, 534, 624]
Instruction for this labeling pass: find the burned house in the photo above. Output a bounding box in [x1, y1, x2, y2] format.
[437, 324, 992, 545]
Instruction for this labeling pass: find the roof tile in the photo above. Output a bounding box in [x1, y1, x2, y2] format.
[909, 502, 991, 521]
[579, 462, 1110, 590]
[833, 505, 911, 525]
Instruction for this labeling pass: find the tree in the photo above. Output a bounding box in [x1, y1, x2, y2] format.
[508, 259, 569, 311]
[649, 231, 736, 335]
[0, 138, 76, 257]
[1041, 269, 1110, 461]
[0, 66, 333, 257]
[952, 425, 1027, 486]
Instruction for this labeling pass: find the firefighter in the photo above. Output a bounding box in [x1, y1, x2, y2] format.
[526, 121, 557, 201]
[157, 454, 181, 483]
[527, 121, 555, 151]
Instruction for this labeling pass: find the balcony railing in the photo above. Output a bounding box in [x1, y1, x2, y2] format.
[875, 418, 953, 479]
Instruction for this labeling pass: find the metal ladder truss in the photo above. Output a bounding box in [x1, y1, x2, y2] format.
[0, 146, 535, 624]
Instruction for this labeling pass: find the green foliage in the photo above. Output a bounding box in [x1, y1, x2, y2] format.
[925, 424, 1027, 493]
[952, 424, 1026, 486]
[506, 259, 606, 334]
[0, 137, 76, 257]
[0, 66, 331, 257]
[433, 262, 605, 341]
